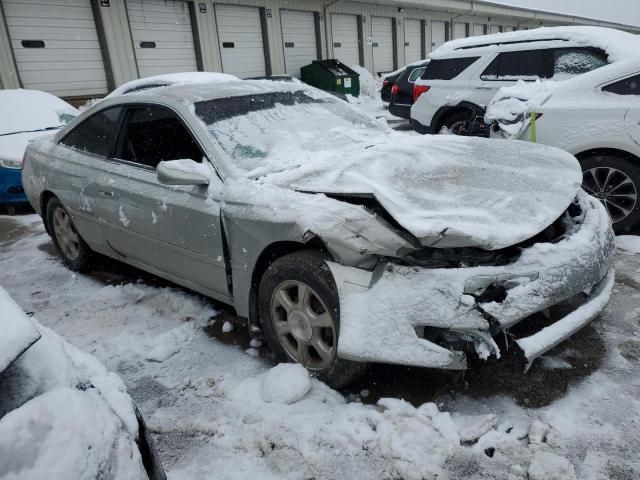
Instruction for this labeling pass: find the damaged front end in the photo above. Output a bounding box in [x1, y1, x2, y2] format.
[328, 191, 615, 371]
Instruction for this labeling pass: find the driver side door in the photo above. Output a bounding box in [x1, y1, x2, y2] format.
[94, 104, 230, 300]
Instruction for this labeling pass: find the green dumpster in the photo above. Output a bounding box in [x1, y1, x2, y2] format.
[301, 60, 360, 96]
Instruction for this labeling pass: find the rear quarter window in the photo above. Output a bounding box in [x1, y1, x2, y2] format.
[60, 107, 123, 157]
[420, 57, 480, 80]
[602, 74, 640, 95]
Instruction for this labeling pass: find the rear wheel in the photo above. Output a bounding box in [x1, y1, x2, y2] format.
[440, 110, 474, 135]
[46, 197, 94, 272]
[580, 155, 640, 233]
[258, 251, 367, 388]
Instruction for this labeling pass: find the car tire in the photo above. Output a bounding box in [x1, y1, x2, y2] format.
[46, 197, 94, 272]
[580, 155, 640, 234]
[440, 110, 474, 135]
[258, 250, 368, 388]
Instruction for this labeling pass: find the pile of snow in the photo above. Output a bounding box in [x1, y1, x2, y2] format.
[349, 64, 381, 99]
[0, 287, 40, 372]
[261, 364, 311, 404]
[485, 80, 559, 138]
[431, 26, 640, 63]
[0, 286, 146, 480]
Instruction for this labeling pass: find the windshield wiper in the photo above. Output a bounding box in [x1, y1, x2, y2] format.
[0, 125, 63, 137]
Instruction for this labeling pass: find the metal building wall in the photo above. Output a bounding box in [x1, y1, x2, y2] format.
[1, 0, 639, 98]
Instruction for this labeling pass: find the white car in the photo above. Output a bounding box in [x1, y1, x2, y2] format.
[410, 26, 639, 135]
[485, 59, 640, 233]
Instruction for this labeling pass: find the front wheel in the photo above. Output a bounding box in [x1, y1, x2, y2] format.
[258, 251, 367, 388]
[580, 155, 640, 234]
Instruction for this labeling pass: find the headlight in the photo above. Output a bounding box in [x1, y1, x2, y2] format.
[0, 158, 22, 169]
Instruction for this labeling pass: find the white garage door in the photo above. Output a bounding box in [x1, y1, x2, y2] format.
[473, 24, 486, 37]
[490, 25, 501, 34]
[126, 0, 198, 78]
[280, 10, 317, 78]
[431, 21, 447, 50]
[331, 14, 360, 67]
[371, 17, 394, 74]
[453, 22, 467, 40]
[404, 19, 421, 64]
[216, 4, 266, 78]
[3, 0, 108, 97]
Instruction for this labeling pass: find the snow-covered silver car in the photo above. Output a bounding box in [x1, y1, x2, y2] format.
[22, 79, 615, 387]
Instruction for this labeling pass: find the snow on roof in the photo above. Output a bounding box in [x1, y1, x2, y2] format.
[106, 71, 240, 98]
[0, 89, 77, 136]
[431, 26, 640, 63]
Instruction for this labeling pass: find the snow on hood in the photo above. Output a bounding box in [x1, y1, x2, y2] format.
[263, 135, 582, 250]
[431, 26, 640, 63]
[106, 71, 239, 98]
[0, 89, 77, 136]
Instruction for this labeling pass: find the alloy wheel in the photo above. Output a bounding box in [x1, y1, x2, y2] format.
[52, 207, 80, 261]
[582, 167, 638, 224]
[270, 280, 337, 370]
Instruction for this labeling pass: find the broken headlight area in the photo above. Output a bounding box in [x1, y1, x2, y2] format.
[396, 199, 582, 269]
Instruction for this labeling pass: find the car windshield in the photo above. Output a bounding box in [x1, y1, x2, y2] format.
[194, 90, 385, 176]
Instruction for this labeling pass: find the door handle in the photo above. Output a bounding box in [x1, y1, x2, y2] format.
[477, 85, 494, 90]
[98, 190, 114, 198]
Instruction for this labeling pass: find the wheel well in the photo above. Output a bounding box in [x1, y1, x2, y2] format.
[247, 237, 332, 335]
[575, 148, 640, 164]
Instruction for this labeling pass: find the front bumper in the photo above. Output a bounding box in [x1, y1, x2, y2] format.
[329, 191, 615, 370]
[0, 166, 28, 205]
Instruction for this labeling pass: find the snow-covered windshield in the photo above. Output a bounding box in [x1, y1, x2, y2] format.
[194, 90, 385, 177]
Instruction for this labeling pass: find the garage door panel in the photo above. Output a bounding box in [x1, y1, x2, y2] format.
[127, 0, 198, 78]
[4, 3, 94, 20]
[331, 14, 359, 67]
[3, 0, 108, 96]
[404, 19, 421, 65]
[372, 17, 393, 74]
[281, 10, 317, 78]
[431, 21, 446, 50]
[216, 4, 266, 78]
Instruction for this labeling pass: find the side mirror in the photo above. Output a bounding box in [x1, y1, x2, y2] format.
[157, 159, 210, 186]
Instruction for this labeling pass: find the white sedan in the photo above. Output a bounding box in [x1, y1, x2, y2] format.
[486, 59, 640, 233]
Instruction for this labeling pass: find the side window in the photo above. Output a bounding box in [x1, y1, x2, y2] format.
[408, 67, 426, 83]
[481, 49, 554, 81]
[420, 57, 480, 80]
[602, 74, 640, 96]
[60, 107, 122, 157]
[554, 48, 607, 78]
[118, 106, 203, 169]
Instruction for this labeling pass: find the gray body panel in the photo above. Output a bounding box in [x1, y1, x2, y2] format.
[21, 81, 616, 370]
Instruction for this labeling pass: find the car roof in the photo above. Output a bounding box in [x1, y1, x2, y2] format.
[125, 78, 325, 105]
[431, 26, 640, 62]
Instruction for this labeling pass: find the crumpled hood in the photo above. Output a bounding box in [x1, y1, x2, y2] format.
[263, 135, 583, 250]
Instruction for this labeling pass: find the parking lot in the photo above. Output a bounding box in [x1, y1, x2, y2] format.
[2, 205, 640, 479]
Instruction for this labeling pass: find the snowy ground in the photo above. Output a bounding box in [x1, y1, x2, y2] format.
[1, 213, 640, 479]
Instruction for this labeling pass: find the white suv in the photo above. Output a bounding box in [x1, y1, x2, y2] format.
[410, 27, 636, 135]
[486, 59, 640, 233]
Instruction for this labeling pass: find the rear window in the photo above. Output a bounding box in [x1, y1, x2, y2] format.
[420, 57, 480, 80]
[481, 49, 553, 81]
